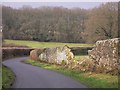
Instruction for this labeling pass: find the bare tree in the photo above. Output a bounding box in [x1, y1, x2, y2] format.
[84, 2, 118, 43]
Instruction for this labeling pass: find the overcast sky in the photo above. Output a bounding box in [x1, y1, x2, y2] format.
[2, 2, 105, 9]
[1, 0, 119, 9]
[0, 0, 119, 2]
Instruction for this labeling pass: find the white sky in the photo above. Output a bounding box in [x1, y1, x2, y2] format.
[1, 0, 119, 9]
[0, 0, 119, 2]
[2, 2, 104, 9]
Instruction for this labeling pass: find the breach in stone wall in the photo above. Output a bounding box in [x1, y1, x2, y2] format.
[30, 38, 120, 75]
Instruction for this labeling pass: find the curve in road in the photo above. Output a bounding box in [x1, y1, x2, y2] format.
[3, 57, 87, 88]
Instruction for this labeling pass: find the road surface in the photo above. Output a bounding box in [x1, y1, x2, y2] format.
[3, 57, 87, 88]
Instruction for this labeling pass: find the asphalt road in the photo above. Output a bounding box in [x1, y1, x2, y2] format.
[3, 57, 87, 88]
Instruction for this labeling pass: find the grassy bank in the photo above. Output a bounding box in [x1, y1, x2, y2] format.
[0, 67, 1, 89]
[23, 59, 118, 88]
[2, 65, 15, 88]
[4, 40, 93, 48]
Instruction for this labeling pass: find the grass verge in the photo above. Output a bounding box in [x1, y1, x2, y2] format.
[2, 65, 15, 88]
[23, 59, 118, 88]
[0, 67, 2, 89]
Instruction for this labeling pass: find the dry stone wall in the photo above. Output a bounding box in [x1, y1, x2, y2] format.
[30, 49, 43, 60]
[30, 38, 119, 75]
[30, 45, 74, 65]
[88, 38, 120, 75]
[3, 48, 33, 60]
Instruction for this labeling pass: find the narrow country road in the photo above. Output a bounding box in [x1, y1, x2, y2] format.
[3, 57, 87, 88]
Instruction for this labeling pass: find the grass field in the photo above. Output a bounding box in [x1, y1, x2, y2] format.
[4, 40, 93, 48]
[23, 59, 118, 88]
[75, 55, 89, 61]
[2, 65, 15, 88]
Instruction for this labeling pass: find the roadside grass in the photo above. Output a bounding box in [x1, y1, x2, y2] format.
[0, 77, 1, 90]
[2, 65, 15, 88]
[4, 40, 93, 48]
[0, 67, 2, 89]
[23, 59, 118, 88]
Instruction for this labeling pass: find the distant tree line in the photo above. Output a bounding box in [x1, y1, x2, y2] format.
[2, 2, 119, 43]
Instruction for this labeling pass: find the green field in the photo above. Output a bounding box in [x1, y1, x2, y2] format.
[75, 55, 89, 61]
[2, 65, 15, 88]
[4, 40, 93, 48]
[23, 59, 118, 88]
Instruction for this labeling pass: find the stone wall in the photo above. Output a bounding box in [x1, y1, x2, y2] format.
[30, 38, 119, 75]
[88, 38, 120, 75]
[3, 47, 34, 60]
[30, 45, 74, 65]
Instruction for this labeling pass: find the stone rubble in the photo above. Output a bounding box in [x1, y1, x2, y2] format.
[30, 38, 120, 75]
[30, 45, 74, 65]
[88, 38, 120, 75]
